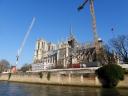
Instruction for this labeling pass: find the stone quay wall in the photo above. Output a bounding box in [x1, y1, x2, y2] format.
[0, 68, 128, 88]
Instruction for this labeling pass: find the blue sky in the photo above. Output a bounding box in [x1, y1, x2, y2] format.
[0, 0, 127, 67]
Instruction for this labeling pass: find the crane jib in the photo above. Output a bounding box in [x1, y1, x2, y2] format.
[15, 17, 36, 66]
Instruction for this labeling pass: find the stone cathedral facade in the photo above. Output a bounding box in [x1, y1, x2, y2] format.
[31, 34, 117, 71]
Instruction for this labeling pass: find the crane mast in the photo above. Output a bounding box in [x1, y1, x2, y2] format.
[89, 0, 98, 44]
[15, 17, 36, 66]
[78, 0, 99, 46]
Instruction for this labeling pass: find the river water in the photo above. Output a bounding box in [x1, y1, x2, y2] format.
[0, 81, 128, 96]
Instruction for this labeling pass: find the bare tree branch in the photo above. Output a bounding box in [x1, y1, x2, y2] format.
[109, 35, 128, 63]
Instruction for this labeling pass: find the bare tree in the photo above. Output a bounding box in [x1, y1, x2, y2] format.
[0, 59, 10, 72]
[109, 35, 128, 63]
[102, 45, 117, 64]
[20, 64, 31, 72]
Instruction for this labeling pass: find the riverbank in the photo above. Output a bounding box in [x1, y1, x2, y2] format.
[0, 68, 128, 88]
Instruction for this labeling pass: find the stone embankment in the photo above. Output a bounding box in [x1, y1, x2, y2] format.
[0, 68, 128, 88]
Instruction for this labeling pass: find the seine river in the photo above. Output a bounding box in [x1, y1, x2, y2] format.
[0, 81, 128, 96]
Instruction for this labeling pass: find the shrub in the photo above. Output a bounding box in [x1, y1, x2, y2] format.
[96, 64, 124, 88]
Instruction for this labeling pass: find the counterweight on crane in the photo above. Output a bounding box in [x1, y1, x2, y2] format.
[15, 17, 36, 66]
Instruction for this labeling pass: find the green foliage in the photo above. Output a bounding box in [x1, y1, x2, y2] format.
[47, 72, 51, 80]
[96, 64, 124, 88]
[38, 72, 43, 79]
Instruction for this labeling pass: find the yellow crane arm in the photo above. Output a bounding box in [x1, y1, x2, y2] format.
[89, 0, 98, 43]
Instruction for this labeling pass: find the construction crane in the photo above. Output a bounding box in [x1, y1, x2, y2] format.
[15, 17, 36, 66]
[77, 0, 105, 65]
[78, 0, 99, 46]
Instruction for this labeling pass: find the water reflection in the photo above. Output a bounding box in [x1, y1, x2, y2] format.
[100, 88, 120, 96]
[0, 81, 128, 96]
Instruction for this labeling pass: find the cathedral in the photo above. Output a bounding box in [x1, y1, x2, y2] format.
[31, 33, 107, 71]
